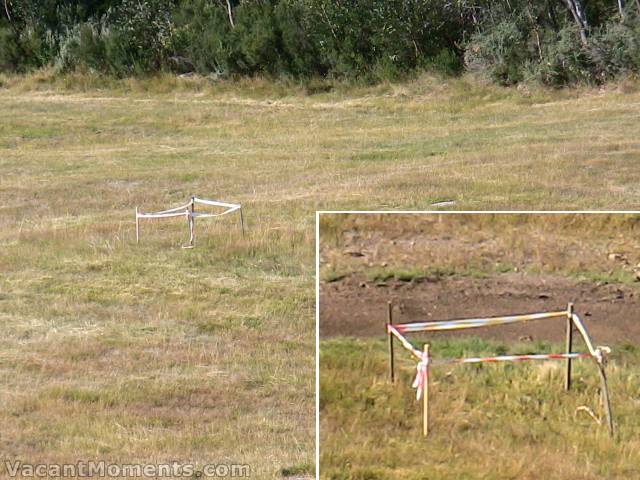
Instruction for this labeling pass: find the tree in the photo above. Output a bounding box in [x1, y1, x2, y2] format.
[561, 0, 589, 43]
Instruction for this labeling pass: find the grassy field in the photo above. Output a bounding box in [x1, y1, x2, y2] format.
[319, 214, 640, 479]
[321, 338, 640, 479]
[1, 71, 640, 478]
[1, 71, 640, 210]
[0, 73, 317, 478]
[319, 213, 640, 285]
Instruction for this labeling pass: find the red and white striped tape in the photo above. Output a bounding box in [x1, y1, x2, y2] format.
[412, 356, 429, 400]
[411, 352, 593, 400]
[393, 310, 567, 334]
[387, 313, 609, 401]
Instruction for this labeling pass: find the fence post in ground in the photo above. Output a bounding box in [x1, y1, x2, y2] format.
[597, 359, 615, 438]
[135, 207, 140, 243]
[565, 303, 574, 391]
[569, 312, 614, 437]
[190, 196, 195, 247]
[387, 301, 395, 383]
[423, 343, 430, 437]
[240, 206, 245, 238]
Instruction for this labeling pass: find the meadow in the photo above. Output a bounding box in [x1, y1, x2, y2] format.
[1, 71, 640, 478]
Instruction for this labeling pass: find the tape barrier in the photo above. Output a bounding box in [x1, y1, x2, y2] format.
[192, 206, 241, 218]
[387, 311, 608, 401]
[137, 211, 189, 219]
[410, 352, 593, 400]
[388, 324, 423, 359]
[135, 195, 243, 247]
[193, 196, 240, 210]
[412, 356, 430, 400]
[435, 352, 593, 365]
[393, 310, 568, 334]
[388, 307, 615, 437]
[136, 197, 241, 219]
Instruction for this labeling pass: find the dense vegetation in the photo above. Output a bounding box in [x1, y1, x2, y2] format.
[1, 0, 640, 85]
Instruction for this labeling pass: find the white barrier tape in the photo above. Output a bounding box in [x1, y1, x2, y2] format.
[152, 200, 193, 214]
[395, 310, 567, 333]
[135, 196, 243, 247]
[192, 206, 241, 218]
[571, 313, 599, 359]
[387, 324, 422, 359]
[433, 352, 592, 365]
[137, 211, 189, 219]
[138, 208, 241, 220]
[193, 197, 240, 209]
[410, 352, 592, 400]
[136, 197, 241, 220]
[412, 356, 429, 400]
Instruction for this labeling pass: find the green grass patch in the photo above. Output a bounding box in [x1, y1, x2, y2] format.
[320, 337, 640, 479]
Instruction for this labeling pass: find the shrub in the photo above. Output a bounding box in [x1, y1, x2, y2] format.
[274, 0, 328, 77]
[102, 0, 175, 75]
[587, 18, 640, 81]
[57, 22, 108, 72]
[465, 17, 528, 85]
[304, 0, 463, 81]
[170, 0, 234, 75]
[231, 1, 284, 75]
[2, 0, 640, 85]
[534, 26, 592, 86]
[0, 26, 21, 71]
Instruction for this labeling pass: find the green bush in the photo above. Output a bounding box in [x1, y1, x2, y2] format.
[304, 0, 463, 81]
[2, 0, 640, 85]
[0, 26, 22, 71]
[588, 18, 640, 81]
[103, 0, 175, 75]
[535, 26, 592, 86]
[170, 0, 234, 75]
[465, 17, 528, 85]
[231, 1, 284, 75]
[57, 22, 107, 72]
[274, 0, 328, 77]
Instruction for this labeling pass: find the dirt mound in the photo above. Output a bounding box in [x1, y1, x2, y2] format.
[320, 272, 640, 344]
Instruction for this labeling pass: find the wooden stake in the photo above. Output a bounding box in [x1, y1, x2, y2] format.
[240, 206, 245, 238]
[570, 311, 615, 436]
[565, 303, 574, 391]
[135, 207, 140, 243]
[190, 196, 195, 247]
[387, 301, 394, 383]
[423, 343, 430, 437]
[598, 361, 615, 438]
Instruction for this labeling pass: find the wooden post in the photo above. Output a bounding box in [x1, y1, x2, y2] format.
[569, 312, 615, 436]
[135, 207, 140, 243]
[240, 206, 245, 238]
[565, 303, 574, 391]
[387, 301, 395, 383]
[190, 196, 195, 247]
[423, 343, 430, 437]
[597, 361, 615, 438]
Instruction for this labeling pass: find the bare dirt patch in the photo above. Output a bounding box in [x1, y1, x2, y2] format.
[320, 272, 640, 344]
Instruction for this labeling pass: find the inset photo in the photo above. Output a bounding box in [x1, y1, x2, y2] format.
[318, 212, 640, 479]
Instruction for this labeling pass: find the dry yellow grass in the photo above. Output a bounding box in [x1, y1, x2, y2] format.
[321, 335, 640, 479]
[320, 213, 640, 284]
[1, 71, 640, 478]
